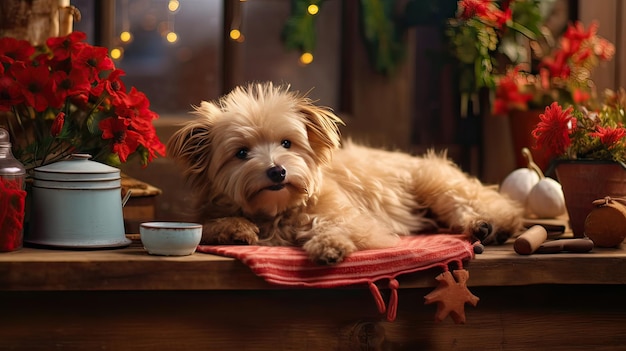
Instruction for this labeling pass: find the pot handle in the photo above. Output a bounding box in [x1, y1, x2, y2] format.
[122, 190, 132, 207]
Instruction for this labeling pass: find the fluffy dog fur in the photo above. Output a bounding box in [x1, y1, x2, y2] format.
[167, 82, 524, 264]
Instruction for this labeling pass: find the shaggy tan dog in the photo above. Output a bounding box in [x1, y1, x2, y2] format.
[167, 82, 524, 264]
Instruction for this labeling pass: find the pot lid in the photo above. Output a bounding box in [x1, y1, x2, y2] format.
[34, 154, 120, 181]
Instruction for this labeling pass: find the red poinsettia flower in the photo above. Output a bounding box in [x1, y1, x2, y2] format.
[9, 62, 51, 112]
[142, 130, 167, 163]
[572, 46, 593, 63]
[572, 88, 590, 104]
[457, 0, 490, 20]
[91, 69, 127, 106]
[532, 102, 576, 158]
[46, 31, 87, 61]
[541, 23, 605, 80]
[112, 87, 166, 160]
[457, 0, 509, 29]
[1, 31, 165, 170]
[0, 75, 23, 112]
[117, 87, 158, 129]
[0, 37, 35, 65]
[99, 116, 143, 163]
[595, 38, 616, 60]
[496, 19, 614, 116]
[493, 67, 533, 115]
[47, 68, 92, 108]
[493, 7, 512, 29]
[72, 44, 114, 80]
[589, 125, 626, 149]
[458, 0, 495, 20]
[539, 50, 571, 80]
[563, 21, 596, 45]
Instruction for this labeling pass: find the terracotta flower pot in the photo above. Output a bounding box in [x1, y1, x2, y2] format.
[554, 161, 626, 238]
[508, 109, 552, 172]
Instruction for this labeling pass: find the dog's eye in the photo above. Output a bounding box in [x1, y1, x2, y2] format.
[281, 140, 291, 149]
[235, 148, 249, 160]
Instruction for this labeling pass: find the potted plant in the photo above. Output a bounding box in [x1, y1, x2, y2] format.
[445, 0, 548, 180]
[0, 31, 166, 173]
[446, 0, 545, 112]
[493, 20, 615, 170]
[447, 0, 616, 172]
[531, 93, 626, 237]
[493, 21, 615, 115]
[0, 31, 166, 247]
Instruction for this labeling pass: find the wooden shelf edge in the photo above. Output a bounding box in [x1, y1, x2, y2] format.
[2, 242, 626, 291]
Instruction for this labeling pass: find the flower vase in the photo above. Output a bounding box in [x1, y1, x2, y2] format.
[554, 161, 626, 238]
[508, 109, 552, 172]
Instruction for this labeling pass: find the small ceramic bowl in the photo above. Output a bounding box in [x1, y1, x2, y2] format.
[139, 222, 203, 256]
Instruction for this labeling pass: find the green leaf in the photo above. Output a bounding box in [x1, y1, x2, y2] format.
[359, 0, 407, 75]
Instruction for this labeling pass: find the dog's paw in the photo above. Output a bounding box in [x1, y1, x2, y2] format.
[470, 220, 492, 241]
[203, 217, 259, 245]
[302, 233, 357, 265]
[470, 220, 513, 245]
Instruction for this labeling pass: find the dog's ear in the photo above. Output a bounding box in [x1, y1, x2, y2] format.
[167, 101, 218, 181]
[297, 100, 344, 165]
[193, 100, 223, 120]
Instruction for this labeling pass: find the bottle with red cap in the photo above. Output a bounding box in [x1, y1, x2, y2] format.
[0, 128, 26, 252]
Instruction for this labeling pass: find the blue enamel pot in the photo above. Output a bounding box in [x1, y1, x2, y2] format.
[26, 154, 131, 249]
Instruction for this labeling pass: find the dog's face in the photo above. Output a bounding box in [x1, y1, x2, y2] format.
[168, 82, 343, 218]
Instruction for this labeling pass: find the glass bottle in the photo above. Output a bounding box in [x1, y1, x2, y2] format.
[0, 128, 26, 252]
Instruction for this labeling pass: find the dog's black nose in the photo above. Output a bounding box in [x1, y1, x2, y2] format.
[266, 165, 286, 183]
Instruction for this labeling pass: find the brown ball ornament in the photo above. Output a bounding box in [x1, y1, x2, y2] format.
[584, 197, 626, 248]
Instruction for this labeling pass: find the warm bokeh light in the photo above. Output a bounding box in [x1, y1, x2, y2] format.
[299, 52, 314, 65]
[307, 4, 319, 15]
[230, 29, 241, 40]
[168, 0, 180, 12]
[166, 31, 178, 43]
[110, 47, 123, 60]
[120, 31, 132, 42]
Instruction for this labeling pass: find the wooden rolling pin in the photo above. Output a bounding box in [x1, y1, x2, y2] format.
[514, 225, 548, 255]
[514, 225, 594, 255]
[535, 239, 594, 254]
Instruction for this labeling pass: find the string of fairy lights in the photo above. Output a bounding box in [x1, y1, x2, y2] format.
[298, 2, 320, 65]
[107, 0, 398, 73]
[110, 0, 180, 61]
[109, 0, 321, 65]
[230, 0, 322, 66]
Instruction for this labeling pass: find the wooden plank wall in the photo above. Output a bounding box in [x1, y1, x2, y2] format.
[579, 0, 623, 94]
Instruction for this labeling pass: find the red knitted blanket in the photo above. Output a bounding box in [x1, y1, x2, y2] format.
[197, 234, 474, 322]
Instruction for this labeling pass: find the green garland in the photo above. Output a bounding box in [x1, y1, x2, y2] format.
[282, 0, 406, 75]
[282, 0, 324, 54]
[282, 0, 457, 75]
[358, 0, 406, 75]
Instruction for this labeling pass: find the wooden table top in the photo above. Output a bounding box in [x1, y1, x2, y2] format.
[2, 231, 626, 292]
